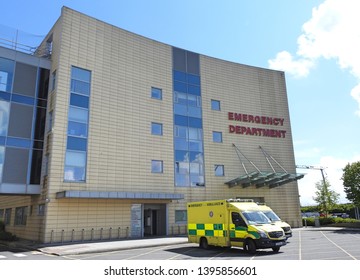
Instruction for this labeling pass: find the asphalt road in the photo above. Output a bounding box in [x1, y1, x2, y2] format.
[1, 227, 360, 260]
[65, 227, 360, 260]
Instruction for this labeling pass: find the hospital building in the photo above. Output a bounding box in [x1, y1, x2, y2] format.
[0, 7, 303, 243]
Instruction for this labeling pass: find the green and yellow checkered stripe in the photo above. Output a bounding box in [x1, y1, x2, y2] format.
[188, 223, 227, 237]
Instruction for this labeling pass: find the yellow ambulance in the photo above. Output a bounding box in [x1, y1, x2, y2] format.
[257, 204, 292, 239]
[187, 199, 287, 253]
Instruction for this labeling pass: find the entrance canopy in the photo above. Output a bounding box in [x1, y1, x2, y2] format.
[225, 145, 304, 188]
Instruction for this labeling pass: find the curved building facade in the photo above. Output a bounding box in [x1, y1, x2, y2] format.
[0, 7, 303, 243]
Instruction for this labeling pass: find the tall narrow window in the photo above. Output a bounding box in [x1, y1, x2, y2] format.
[173, 48, 204, 187]
[64, 66, 91, 182]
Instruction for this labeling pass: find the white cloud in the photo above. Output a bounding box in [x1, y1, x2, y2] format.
[268, 51, 314, 78]
[268, 0, 360, 115]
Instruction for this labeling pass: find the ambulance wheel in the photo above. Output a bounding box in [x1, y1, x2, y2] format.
[244, 239, 256, 254]
[272, 247, 280, 253]
[199, 237, 209, 249]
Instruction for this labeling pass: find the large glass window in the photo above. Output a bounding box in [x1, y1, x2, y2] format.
[64, 67, 91, 182]
[0, 58, 15, 92]
[172, 50, 204, 187]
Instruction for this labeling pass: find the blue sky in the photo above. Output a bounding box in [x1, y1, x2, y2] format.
[1, 0, 359, 206]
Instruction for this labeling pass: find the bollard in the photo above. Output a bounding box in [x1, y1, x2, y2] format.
[50, 230, 54, 243]
[71, 229, 75, 242]
[91, 228, 94, 241]
[81, 229, 85, 242]
[118, 227, 121, 239]
[109, 227, 112, 239]
[100, 228, 103, 240]
[61, 229, 64, 243]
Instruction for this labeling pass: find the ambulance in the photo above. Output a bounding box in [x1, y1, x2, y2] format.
[257, 204, 292, 239]
[187, 199, 287, 253]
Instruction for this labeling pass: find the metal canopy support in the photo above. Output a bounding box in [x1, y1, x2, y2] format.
[225, 144, 304, 188]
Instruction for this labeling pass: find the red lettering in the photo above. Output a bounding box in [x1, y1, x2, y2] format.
[243, 114, 248, 122]
[234, 113, 241, 121]
[229, 125, 235, 133]
[254, 116, 261, 123]
[228, 112, 234, 120]
[248, 115, 254, 123]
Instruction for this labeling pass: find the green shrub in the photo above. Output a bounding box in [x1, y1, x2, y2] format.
[303, 217, 360, 227]
[0, 231, 18, 241]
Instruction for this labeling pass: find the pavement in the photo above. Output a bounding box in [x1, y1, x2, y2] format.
[2, 225, 360, 257]
[1, 236, 189, 256]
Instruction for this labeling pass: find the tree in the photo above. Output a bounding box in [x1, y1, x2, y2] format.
[313, 178, 339, 216]
[342, 161, 360, 206]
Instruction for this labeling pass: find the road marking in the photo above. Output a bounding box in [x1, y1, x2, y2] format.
[320, 231, 357, 260]
[13, 253, 27, 257]
[167, 248, 197, 260]
[125, 245, 172, 260]
[0, 255, 6, 259]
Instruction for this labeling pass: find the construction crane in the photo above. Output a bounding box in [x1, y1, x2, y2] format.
[296, 165, 327, 187]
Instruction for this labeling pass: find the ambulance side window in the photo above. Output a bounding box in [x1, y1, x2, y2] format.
[232, 212, 246, 227]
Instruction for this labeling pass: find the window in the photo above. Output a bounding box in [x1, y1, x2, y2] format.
[175, 210, 187, 223]
[38, 204, 45, 216]
[0, 57, 15, 92]
[151, 160, 163, 173]
[48, 111, 53, 132]
[215, 164, 224, 176]
[4, 208, 11, 225]
[151, 122, 163, 135]
[0, 100, 10, 136]
[212, 131, 223, 143]
[211, 99, 221, 111]
[51, 70, 56, 91]
[14, 206, 27, 226]
[151, 87, 162, 100]
[232, 212, 246, 227]
[64, 66, 91, 182]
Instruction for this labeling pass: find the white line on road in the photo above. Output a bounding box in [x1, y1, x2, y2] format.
[320, 231, 357, 260]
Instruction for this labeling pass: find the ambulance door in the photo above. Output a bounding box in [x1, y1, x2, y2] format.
[229, 212, 247, 247]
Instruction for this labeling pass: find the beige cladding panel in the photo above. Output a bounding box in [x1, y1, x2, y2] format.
[48, 8, 174, 195]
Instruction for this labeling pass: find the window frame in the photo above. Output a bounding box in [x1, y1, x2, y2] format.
[214, 164, 225, 176]
[151, 160, 163, 173]
[212, 131, 223, 143]
[14, 206, 28, 226]
[211, 99, 221, 111]
[151, 87, 162, 100]
[151, 122, 163, 136]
